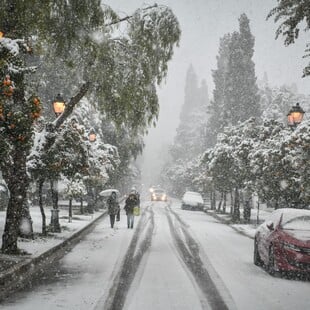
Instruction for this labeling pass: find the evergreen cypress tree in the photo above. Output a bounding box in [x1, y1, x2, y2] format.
[179, 64, 198, 124]
[207, 14, 260, 146]
[225, 14, 261, 125]
[207, 34, 231, 146]
[171, 65, 208, 161]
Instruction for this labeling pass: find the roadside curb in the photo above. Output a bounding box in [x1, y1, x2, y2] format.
[205, 210, 255, 240]
[0, 210, 107, 302]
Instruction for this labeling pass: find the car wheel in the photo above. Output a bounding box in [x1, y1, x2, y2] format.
[254, 238, 263, 266]
[268, 245, 276, 275]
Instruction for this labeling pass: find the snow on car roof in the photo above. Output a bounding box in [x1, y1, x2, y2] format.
[185, 191, 201, 196]
[265, 208, 310, 224]
[182, 191, 203, 205]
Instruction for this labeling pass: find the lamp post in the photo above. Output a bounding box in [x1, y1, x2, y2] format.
[86, 128, 97, 213]
[52, 94, 65, 117]
[49, 94, 65, 232]
[287, 103, 305, 129]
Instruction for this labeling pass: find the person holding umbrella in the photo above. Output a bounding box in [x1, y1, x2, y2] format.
[107, 191, 120, 228]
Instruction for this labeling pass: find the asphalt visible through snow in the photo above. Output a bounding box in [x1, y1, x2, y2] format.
[166, 205, 232, 310]
[121, 202, 232, 310]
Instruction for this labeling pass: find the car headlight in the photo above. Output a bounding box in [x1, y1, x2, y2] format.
[282, 242, 302, 252]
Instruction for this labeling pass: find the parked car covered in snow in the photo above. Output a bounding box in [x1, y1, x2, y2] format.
[181, 191, 204, 211]
[254, 208, 310, 277]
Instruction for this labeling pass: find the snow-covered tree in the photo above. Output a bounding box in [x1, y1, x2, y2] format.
[207, 34, 231, 146]
[267, 0, 310, 76]
[207, 14, 260, 147]
[260, 84, 307, 124]
[171, 65, 209, 159]
[250, 119, 310, 209]
[202, 118, 260, 221]
[163, 65, 209, 195]
[64, 176, 87, 222]
[0, 2, 180, 254]
[200, 115, 310, 222]
[225, 14, 261, 125]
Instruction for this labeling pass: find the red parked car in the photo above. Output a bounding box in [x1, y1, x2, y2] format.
[254, 208, 310, 277]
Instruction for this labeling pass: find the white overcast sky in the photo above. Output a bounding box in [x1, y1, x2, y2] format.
[103, 0, 309, 185]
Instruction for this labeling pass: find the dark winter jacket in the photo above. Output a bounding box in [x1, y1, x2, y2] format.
[124, 194, 138, 215]
[107, 193, 119, 215]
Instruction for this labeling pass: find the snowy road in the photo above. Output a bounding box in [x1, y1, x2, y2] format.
[1, 200, 309, 310]
[170, 201, 310, 310]
[124, 202, 209, 310]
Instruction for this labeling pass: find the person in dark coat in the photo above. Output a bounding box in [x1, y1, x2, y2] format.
[124, 193, 138, 229]
[107, 191, 119, 228]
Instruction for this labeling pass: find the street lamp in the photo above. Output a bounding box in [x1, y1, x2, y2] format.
[0, 31, 4, 38]
[88, 129, 96, 142]
[49, 94, 65, 232]
[287, 103, 305, 129]
[86, 128, 97, 213]
[52, 94, 65, 117]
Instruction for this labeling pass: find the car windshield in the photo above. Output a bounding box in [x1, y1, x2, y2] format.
[282, 215, 310, 231]
[154, 190, 164, 194]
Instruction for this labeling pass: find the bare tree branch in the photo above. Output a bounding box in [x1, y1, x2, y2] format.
[54, 81, 90, 129]
[105, 4, 158, 27]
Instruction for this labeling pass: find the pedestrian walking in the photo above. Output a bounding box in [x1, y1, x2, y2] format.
[124, 191, 139, 229]
[107, 191, 120, 228]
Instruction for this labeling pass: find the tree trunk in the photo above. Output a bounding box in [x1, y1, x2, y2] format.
[93, 187, 99, 211]
[68, 198, 73, 223]
[243, 193, 252, 224]
[19, 198, 33, 239]
[232, 188, 240, 222]
[86, 185, 94, 214]
[1, 150, 29, 254]
[50, 179, 58, 210]
[49, 179, 61, 232]
[1, 84, 89, 252]
[223, 192, 226, 214]
[217, 192, 223, 212]
[80, 198, 84, 214]
[211, 190, 216, 210]
[38, 179, 47, 235]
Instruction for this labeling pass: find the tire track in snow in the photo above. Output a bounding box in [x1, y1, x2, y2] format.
[166, 206, 232, 310]
[99, 206, 155, 310]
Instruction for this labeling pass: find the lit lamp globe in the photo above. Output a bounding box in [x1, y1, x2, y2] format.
[287, 103, 305, 129]
[88, 129, 96, 142]
[52, 94, 65, 117]
[0, 31, 4, 38]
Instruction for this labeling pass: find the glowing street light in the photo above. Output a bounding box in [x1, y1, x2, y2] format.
[52, 94, 65, 117]
[287, 103, 305, 129]
[88, 129, 96, 142]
